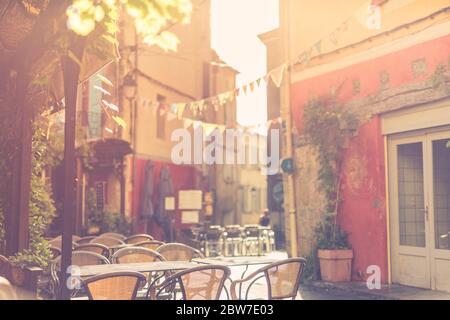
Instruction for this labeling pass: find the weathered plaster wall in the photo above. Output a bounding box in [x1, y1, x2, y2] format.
[290, 34, 450, 283]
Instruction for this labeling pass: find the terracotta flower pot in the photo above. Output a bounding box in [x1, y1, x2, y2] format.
[318, 249, 353, 283]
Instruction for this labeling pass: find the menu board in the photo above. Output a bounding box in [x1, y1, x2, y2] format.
[164, 197, 175, 211]
[178, 190, 203, 210]
[181, 211, 200, 224]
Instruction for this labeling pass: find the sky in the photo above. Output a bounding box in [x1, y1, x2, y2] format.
[210, 0, 279, 126]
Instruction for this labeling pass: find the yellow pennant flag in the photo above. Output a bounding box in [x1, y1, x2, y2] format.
[177, 104, 186, 119]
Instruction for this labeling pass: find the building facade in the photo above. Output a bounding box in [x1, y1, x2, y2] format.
[271, 0, 450, 291]
[72, 0, 239, 240]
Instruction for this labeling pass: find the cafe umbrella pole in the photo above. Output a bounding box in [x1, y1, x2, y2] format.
[60, 37, 85, 300]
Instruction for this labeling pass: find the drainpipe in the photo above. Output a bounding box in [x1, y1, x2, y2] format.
[131, 28, 139, 227]
[281, 0, 298, 257]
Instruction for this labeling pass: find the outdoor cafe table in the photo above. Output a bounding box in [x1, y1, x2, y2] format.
[78, 261, 199, 278]
[192, 256, 282, 270]
[192, 256, 284, 299]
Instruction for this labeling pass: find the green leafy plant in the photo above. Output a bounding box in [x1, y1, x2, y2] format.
[8, 119, 56, 270]
[430, 64, 450, 93]
[303, 93, 359, 251]
[66, 0, 192, 52]
[314, 214, 351, 250]
[86, 188, 132, 236]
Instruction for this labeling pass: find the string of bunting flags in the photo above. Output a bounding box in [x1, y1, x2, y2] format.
[141, 99, 283, 134]
[138, 62, 287, 122]
[133, 0, 375, 125]
[103, 1, 377, 132]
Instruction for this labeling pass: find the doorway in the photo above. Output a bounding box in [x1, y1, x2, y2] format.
[388, 129, 450, 291]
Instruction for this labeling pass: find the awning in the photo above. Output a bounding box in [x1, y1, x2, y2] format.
[79, 138, 133, 168]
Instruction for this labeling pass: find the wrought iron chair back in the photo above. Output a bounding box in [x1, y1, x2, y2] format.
[91, 236, 125, 247]
[111, 247, 165, 264]
[148, 265, 231, 300]
[230, 258, 307, 300]
[82, 271, 147, 300]
[74, 243, 110, 259]
[99, 232, 126, 240]
[124, 234, 154, 244]
[135, 240, 165, 251]
[156, 243, 204, 262]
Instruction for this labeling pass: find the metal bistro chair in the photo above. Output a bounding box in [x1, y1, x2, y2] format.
[50, 251, 110, 299]
[203, 226, 224, 257]
[82, 271, 147, 300]
[91, 236, 125, 247]
[135, 240, 165, 251]
[156, 243, 205, 262]
[48, 237, 78, 250]
[223, 225, 244, 257]
[112, 247, 165, 264]
[124, 234, 154, 244]
[49, 246, 62, 259]
[99, 232, 126, 241]
[230, 258, 307, 300]
[259, 227, 276, 254]
[242, 225, 262, 256]
[148, 265, 231, 300]
[75, 236, 97, 245]
[112, 247, 167, 295]
[74, 243, 110, 259]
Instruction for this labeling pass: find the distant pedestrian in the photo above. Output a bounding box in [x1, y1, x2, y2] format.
[259, 209, 270, 227]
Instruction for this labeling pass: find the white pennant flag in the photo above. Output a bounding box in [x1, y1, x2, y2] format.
[193, 121, 202, 130]
[270, 64, 287, 88]
[166, 112, 176, 121]
[203, 123, 217, 136]
[183, 119, 193, 129]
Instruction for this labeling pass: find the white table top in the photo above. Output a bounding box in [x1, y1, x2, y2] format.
[192, 256, 282, 267]
[78, 261, 198, 277]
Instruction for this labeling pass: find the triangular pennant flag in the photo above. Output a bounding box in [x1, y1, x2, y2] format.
[340, 19, 349, 32]
[297, 49, 312, 66]
[270, 64, 287, 88]
[183, 118, 193, 129]
[263, 74, 271, 84]
[166, 112, 176, 121]
[256, 78, 262, 87]
[177, 104, 186, 119]
[235, 88, 240, 97]
[226, 91, 235, 103]
[170, 104, 178, 113]
[203, 123, 217, 136]
[198, 100, 205, 111]
[313, 40, 322, 55]
[217, 93, 226, 106]
[217, 125, 226, 133]
[242, 85, 248, 94]
[193, 121, 201, 130]
[329, 31, 338, 46]
[249, 82, 255, 92]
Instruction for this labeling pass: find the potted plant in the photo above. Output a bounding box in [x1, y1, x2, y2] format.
[315, 213, 352, 282]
